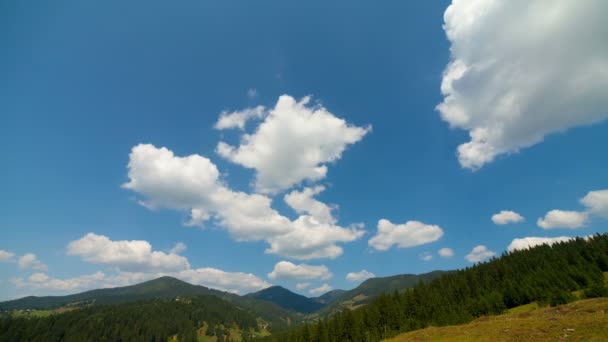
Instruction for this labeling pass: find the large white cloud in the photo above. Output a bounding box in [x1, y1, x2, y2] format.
[67, 233, 190, 273]
[438, 0, 608, 169]
[507, 236, 575, 252]
[123, 144, 364, 260]
[346, 270, 375, 282]
[268, 261, 332, 281]
[217, 95, 370, 194]
[537, 210, 588, 229]
[309, 283, 333, 296]
[284, 186, 336, 224]
[18, 253, 48, 271]
[491, 210, 524, 225]
[265, 216, 364, 260]
[368, 219, 444, 251]
[465, 245, 496, 263]
[580, 189, 608, 218]
[0, 250, 15, 263]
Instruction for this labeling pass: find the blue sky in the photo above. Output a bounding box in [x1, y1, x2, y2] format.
[1, 0, 607, 300]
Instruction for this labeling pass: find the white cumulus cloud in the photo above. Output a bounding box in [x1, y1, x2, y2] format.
[11, 272, 105, 292]
[491, 210, 524, 225]
[438, 0, 608, 169]
[214, 105, 266, 130]
[580, 189, 608, 218]
[309, 283, 333, 296]
[0, 250, 15, 263]
[217, 95, 370, 194]
[346, 270, 375, 282]
[537, 210, 588, 229]
[18, 253, 48, 271]
[268, 261, 332, 281]
[507, 236, 575, 252]
[123, 144, 364, 259]
[368, 219, 444, 251]
[284, 186, 336, 224]
[264, 216, 364, 260]
[67, 233, 190, 273]
[438, 248, 454, 258]
[419, 252, 433, 261]
[465, 245, 495, 263]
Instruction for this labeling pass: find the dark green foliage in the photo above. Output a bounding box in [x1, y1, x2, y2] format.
[278, 234, 608, 342]
[0, 276, 300, 332]
[248, 286, 325, 314]
[0, 295, 258, 341]
[318, 271, 447, 315]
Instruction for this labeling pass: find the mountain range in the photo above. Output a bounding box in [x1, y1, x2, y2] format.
[0, 270, 446, 323]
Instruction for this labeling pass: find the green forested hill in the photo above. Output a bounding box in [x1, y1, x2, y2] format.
[313, 290, 346, 304]
[0, 276, 300, 332]
[318, 270, 446, 314]
[248, 286, 325, 314]
[0, 295, 260, 341]
[280, 234, 608, 342]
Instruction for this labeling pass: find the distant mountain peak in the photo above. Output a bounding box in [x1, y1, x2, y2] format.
[248, 285, 325, 314]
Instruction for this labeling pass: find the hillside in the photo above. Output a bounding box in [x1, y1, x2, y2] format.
[387, 298, 608, 342]
[0, 276, 219, 310]
[282, 234, 608, 341]
[319, 270, 446, 314]
[0, 295, 261, 341]
[314, 289, 346, 304]
[0, 276, 299, 331]
[249, 286, 325, 314]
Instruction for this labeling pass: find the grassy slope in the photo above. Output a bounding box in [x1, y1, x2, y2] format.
[386, 298, 608, 342]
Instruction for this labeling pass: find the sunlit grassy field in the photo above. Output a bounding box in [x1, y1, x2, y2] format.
[386, 298, 608, 342]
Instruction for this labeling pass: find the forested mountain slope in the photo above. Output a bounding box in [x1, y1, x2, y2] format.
[0, 295, 260, 341]
[280, 234, 608, 342]
[248, 286, 325, 314]
[0, 276, 299, 332]
[318, 270, 446, 314]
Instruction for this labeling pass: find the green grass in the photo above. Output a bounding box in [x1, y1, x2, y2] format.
[387, 298, 608, 342]
[506, 301, 540, 314]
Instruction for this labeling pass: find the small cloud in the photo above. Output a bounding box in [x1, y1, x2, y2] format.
[537, 210, 588, 229]
[438, 248, 454, 258]
[295, 282, 311, 290]
[368, 219, 443, 251]
[465, 245, 495, 263]
[18, 253, 48, 271]
[247, 88, 258, 99]
[214, 105, 266, 130]
[268, 261, 332, 281]
[67, 233, 190, 273]
[346, 270, 375, 282]
[309, 283, 333, 296]
[491, 210, 524, 225]
[580, 189, 608, 218]
[419, 252, 433, 261]
[0, 250, 16, 263]
[507, 236, 576, 252]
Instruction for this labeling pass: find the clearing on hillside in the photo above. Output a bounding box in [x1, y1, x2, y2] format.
[387, 298, 608, 342]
